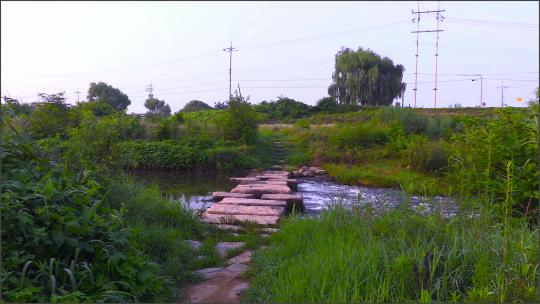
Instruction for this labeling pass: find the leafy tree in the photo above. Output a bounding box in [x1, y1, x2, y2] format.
[220, 92, 260, 144]
[254, 96, 312, 121]
[2, 97, 34, 115]
[328, 47, 406, 106]
[38, 91, 67, 105]
[315, 97, 338, 112]
[76, 100, 114, 116]
[87, 82, 131, 111]
[181, 100, 212, 112]
[26, 92, 78, 138]
[144, 97, 171, 117]
[214, 100, 228, 110]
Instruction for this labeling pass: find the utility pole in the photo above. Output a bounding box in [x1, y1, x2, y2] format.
[75, 89, 80, 103]
[460, 74, 483, 107]
[223, 41, 237, 102]
[237, 83, 242, 100]
[411, 2, 445, 108]
[497, 80, 509, 107]
[146, 83, 154, 99]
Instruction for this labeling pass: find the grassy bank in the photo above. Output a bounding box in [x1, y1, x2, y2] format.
[244, 203, 538, 303]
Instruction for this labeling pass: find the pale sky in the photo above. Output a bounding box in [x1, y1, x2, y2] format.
[1, 1, 538, 113]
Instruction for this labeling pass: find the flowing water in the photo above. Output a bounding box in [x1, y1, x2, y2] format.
[130, 170, 457, 217]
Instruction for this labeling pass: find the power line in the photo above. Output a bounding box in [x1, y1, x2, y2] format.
[237, 20, 409, 49]
[445, 17, 538, 28]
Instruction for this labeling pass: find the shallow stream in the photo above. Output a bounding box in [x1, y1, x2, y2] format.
[130, 169, 458, 217]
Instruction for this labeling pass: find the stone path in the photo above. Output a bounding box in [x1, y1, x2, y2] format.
[202, 165, 304, 227]
[180, 139, 302, 303]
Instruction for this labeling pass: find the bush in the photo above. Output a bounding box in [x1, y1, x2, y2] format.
[219, 96, 261, 145]
[403, 135, 448, 174]
[1, 133, 170, 302]
[181, 100, 212, 112]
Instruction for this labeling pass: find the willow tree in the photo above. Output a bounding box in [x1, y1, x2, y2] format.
[328, 47, 406, 106]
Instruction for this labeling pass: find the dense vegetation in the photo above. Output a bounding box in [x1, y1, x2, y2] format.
[245, 96, 539, 302]
[0, 86, 267, 302]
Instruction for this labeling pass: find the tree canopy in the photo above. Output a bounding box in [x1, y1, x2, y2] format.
[328, 47, 405, 106]
[254, 96, 312, 121]
[87, 82, 131, 111]
[144, 97, 171, 117]
[181, 100, 212, 112]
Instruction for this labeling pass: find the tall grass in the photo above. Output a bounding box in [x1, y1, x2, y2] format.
[244, 202, 538, 303]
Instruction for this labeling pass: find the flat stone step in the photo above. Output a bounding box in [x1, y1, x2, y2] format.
[230, 177, 259, 183]
[231, 184, 292, 195]
[257, 175, 293, 181]
[270, 165, 283, 170]
[219, 197, 287, 207]
[207, 204, 285, 216]
[212, 192, 255, 200]
[261, 193, 303, 203]
[239, 180, 288, 186]
[203, 213, 280, 225]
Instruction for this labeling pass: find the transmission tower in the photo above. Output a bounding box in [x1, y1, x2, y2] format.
[223, 41, 238, 102]
[411, 2, 445, 108]
[146, 83, 154, 99]
[75, 89, 81, 102]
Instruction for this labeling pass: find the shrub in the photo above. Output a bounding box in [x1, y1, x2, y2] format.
[219, 95, 261, 145]
[403, 135, 448, 174]
[1, 132, 170, 302]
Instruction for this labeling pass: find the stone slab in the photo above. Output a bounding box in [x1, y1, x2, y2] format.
[230, 177, 259, 183]
[212, 192, 255, 200]
[261, 193, 303, 203]
[231, 184, 292, 195]
[219, 197, 287, 207]
[207, 204, 285, 216]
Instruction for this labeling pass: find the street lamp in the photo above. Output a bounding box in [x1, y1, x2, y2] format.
[461, 74, 483, 107]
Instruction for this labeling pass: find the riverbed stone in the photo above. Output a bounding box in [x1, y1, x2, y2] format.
[216, 242, 246, 258]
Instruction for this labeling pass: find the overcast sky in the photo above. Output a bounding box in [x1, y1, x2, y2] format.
[1, 1, 538, 113]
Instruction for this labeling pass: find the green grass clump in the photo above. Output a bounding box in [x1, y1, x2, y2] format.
[244, 204, 538, 303]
